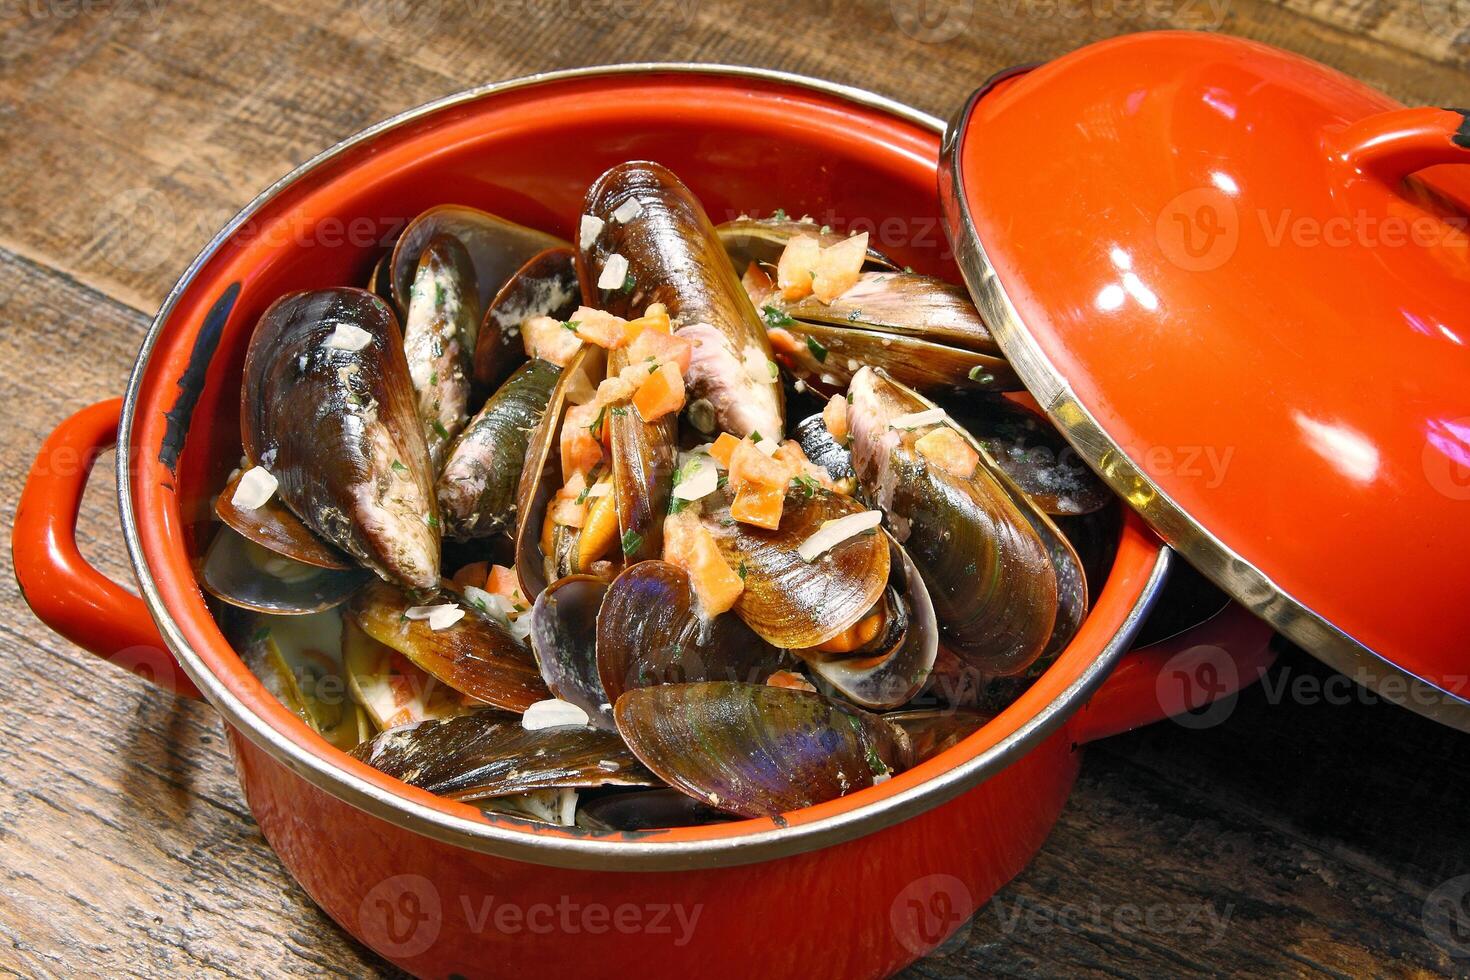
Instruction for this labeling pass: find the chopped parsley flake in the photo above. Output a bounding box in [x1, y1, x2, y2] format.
[791, 474, 820, 497]
[762, 305, 796, 328]
[968, 365, 994, 383]
[562, 319, 581, 332]
[423, 513, 439, 528]
[621, 530, 643, 555]
[391, 459, 409, 474]
[621, 271, 636, 294]
[431, 420, 451, 440]
[806, 335, 829, 363]
[772, 208, 788, 221]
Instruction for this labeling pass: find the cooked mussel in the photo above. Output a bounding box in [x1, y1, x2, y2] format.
[401, 233, 482, 469]
[798, 536, 937, 710]
[576, 788, 735, 831]
[793, 412, 855, 485]
[845, 367, 1067, 676]
[529, 575, 614, 730]
[215, 469, 351, 569]
[347, 579, 549, 712]
[342, 615, 473, 729]
[614, 681, 913, 818]
[607, 395, 675, 564]
[475, 247, 577, 390]
[239, 610, 372, 750]
[698, 486, 889, 650]
[579, 161, 783, 439]
[438, 358, 562, 540]
[242, 288, 440, 592]
[390, 205, 567, 314]
[199, 526, 369, 615]
[777, 271, 998, 353]
[595, 560, 786, 702]
[883, 708, 989, 763]
[716, 216, 899, 273]
[765, 314, 1018, 397]
[351, 711, 657, 803]
[941, 394, 1111, 516]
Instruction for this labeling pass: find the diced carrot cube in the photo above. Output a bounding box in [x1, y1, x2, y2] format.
[663, 513, 744, 616]
[632, 362, 686, 421]
[627, 327, 693, 374]
[730, 481, 785, 530]
[570, 306, 629, 350]
[708, 432, 743, 468]
[622, 303, 671, 343]
[823, 395, 849, 444]
[777, 234, 821, 301]
[812, 233, 868, 303]
[914, 425, 980, 479]
[729, 438, 798, 489]
[765, 326, 800, 356]
[451, 561, 489, 591]
[765, 670, 816, 693]
[485, 564, 521, 599]
[521, 314, 584, 367]
[561, 403, 605, 480]
[596, 375, 637, 406]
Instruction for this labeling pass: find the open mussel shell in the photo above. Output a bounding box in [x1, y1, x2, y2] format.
[342, 615, 473, 729]
[580, 161, 783, 439]
[390, 205, 567, 314]
[883, 708, 989, 763]
[800, 537, 938, 711]
[242, 288, 440, 591]
[614, 681, 913, 819]
[513, 345, 604, 600]
[347, 580, 549, 712]
[608, 400, 675, 564]
[715, 217, 899, 273]
[402, 233, 482, 470]
[596, 560, 787, 703]
[200, 526, 369, 615]
[777, 271, 998, 353]
[475, 247, 577, 390]
[215, 470, 350, 569]
[438, 358, 562, 540]
[576, 788, 736, 831]
[351, 711, 657, 803]
[846, 367, 1063, 676]
[367, 253, 396, 309]
[700, 487, 889, 650]
[941, 395, 1111, 516]
[529, 575, 614, 730]
[239, 610, 372, 750]
[767, 317, 1019, 397]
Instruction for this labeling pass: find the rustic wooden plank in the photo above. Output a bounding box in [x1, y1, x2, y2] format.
[3, 1, 1470, 976]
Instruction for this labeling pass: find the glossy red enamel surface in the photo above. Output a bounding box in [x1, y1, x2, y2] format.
[955, 32, 1470, 696]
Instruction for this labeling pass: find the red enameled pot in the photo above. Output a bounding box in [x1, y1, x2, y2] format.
[13, 64, 1274, 978]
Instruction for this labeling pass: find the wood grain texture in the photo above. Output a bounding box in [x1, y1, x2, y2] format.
[1, 1, 1467, 976]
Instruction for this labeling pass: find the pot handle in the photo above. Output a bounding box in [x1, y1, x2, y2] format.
[1069, 600, 1275, 744]
[1330, 106, 1470, 180]
[13, 398, 201, 699]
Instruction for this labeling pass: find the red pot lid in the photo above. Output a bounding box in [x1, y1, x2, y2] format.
[940, 31, 1470, 730]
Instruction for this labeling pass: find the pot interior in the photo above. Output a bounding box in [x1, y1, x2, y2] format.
[125, 67, 1161, 861]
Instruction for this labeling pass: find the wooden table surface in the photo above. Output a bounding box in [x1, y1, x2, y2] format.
[3, 1, 1469, 976]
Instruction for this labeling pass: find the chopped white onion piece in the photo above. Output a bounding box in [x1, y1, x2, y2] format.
[673, 460, 718, 501]
[428, 606, 465, 631]
[586, 481, 613, 498]
[797, 510, 883, 562]
[324, 323, 372, 352]
[752, 435, 780, 457]
[522, 698, 591, 730]
[597, 759, 621, 771]
[889, 408, 947, 430]
[597, 253, 629, 291]
[230, 466, 278, 510]
[743, 347, 776, 384]
[611, 198, 643, 223]
[578, 213, 604, 250]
